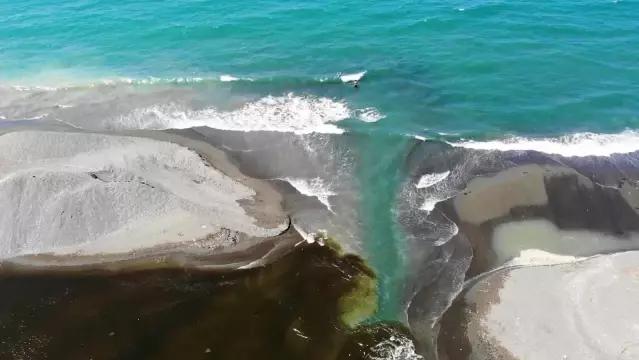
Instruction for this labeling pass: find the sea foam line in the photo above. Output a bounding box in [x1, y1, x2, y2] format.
[107, 94, 381, 134]
[449, 130, 639, 157]
[339, 71, 366, 83]
[368, 329, 424, 360]
[282, 177, 336, 212]
[416, 171, 450, 189]
[3, 76, 211, 91]
[219, 74, 254, 82]
[415, 171, 452, 212]
[3, 71, 365, 91]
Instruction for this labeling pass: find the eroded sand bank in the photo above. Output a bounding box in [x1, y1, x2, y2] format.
[0, 129, 290, 266]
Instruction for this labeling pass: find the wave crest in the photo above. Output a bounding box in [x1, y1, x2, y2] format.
[283, 177, 336, 212]
[449, 130, 639, 157]
[103, 94, 380, 134]
[2, 72, 350, 91]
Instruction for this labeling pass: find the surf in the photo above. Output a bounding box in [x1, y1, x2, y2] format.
[0, 71, 370, 92]
[447, 130, 639, 157]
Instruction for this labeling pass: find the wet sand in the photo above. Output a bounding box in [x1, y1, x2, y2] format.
[432, 163, 639, 360]
[437, 164, 639, 278]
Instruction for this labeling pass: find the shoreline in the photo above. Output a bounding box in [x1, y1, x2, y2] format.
[0, 225, 303, 274]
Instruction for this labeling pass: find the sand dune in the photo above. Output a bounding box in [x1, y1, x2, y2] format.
[0, 130, 289, 259]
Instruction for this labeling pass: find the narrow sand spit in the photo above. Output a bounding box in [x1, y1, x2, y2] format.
[0, 130, 290, 263]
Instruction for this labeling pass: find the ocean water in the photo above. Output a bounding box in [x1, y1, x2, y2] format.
[2, 0, 639, 349]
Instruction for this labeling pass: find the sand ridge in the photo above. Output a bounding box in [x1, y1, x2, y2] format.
[0, 130, 290, 261]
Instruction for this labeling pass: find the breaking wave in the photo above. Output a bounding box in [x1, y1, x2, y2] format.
[282, 177, 336, 212]
[448, 130, 639, 157]
[105, 94, 381, 134]
[367, 328, 423, 360]
[1, 71, 364, 92]
[415, 171, 450, 190]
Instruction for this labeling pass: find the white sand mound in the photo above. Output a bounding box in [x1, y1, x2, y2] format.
[0, 131, 287, 258]
[463, 251, 639, 360]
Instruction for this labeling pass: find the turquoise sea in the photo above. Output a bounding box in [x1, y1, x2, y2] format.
[3, 0, 638, 137]
[2, 0, 639, 348]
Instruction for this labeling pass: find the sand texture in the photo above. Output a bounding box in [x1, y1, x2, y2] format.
[438, 251, 639, 360]
[0, 130, 289, 259]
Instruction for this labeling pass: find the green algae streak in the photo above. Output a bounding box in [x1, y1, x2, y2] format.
[315, 232, 378, 328]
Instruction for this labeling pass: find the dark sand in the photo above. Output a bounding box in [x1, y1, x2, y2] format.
[437, 164, 639, 278]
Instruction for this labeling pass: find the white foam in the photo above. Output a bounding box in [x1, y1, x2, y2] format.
[355, 107, 385, 122]
[219, 75, 239, 82]
[284, 177, 336, 211]
[3, 76, 211, 91]
[416, 171, 450, 189]
[219, 75, 253, 82]
[27, 113, 48, 120]
[449, 130, 639, 157]
[413, 135, 427, 141]
[100, 76, 209, 86]
[416, 171, 451, 212]
[339, 71, 366, 83]
[109, 94, 380, 134]
[419, 200, 438, 212]
[368, 330, 424, 360]
[419, 192, 456, 213]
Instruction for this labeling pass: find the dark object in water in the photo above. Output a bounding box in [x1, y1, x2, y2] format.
[0, 238, 417, 360]
[353, 80, 360, 89]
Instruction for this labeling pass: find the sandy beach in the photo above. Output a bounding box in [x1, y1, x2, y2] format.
[0, 125, 298, 269]
[438, 250, 639, 360]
